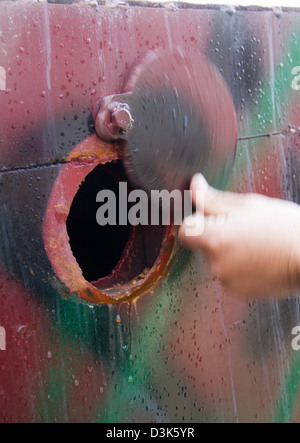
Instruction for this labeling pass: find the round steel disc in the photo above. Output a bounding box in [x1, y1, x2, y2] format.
[121, 48, 237, 194]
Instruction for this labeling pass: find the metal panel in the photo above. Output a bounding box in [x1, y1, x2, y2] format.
[1, 1, 300, 423]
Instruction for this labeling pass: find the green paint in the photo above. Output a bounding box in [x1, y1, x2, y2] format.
[93, 247, 194, 423]
[272, 352, 300, 423]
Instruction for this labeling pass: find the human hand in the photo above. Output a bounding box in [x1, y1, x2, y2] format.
[178, 174, 300, 298]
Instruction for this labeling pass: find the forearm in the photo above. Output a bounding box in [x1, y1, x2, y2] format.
[179, 174, 300, 299]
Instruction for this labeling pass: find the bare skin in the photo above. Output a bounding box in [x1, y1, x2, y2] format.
[178, 174, 300, 298]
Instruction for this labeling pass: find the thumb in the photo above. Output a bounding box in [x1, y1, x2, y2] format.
[190, 174, 244, 216]
[178, 212, 225, 253]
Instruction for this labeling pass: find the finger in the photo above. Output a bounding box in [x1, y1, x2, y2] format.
[178, 212, 223, 253]
[190, 173, 245, 216]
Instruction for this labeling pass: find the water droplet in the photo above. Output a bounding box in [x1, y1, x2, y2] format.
[183, 115, 188, 132]
[172, 108, 176, 121]
[17, 325, 28, 335]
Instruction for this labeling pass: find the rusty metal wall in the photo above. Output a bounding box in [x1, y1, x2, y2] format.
[1, 1, 300, 423]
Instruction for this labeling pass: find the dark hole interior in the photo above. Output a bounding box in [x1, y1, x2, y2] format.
[66, 162, 131, 282]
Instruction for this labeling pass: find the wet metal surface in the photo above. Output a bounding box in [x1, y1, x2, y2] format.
[1, 2, 300, 423]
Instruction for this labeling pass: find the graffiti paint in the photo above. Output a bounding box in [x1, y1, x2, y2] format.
[1, 1, 300, 424]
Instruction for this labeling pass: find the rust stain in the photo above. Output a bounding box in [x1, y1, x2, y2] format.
[43, 134, 176, 305]
[66, 134, 121, 164]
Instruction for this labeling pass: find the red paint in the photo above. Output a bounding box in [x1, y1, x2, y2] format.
[0, 263, 107, 423]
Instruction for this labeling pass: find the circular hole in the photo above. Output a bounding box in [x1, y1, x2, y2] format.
[66, 161, 165, 290]
[66, 162, 131, 282]
[43, 135, 176, 304]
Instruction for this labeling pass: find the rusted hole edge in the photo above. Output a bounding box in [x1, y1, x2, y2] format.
[43, 134, 176, 305]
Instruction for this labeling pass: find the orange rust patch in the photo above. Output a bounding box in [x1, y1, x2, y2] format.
[66, 134, 121, 163]
[43, 134, 176, 305]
